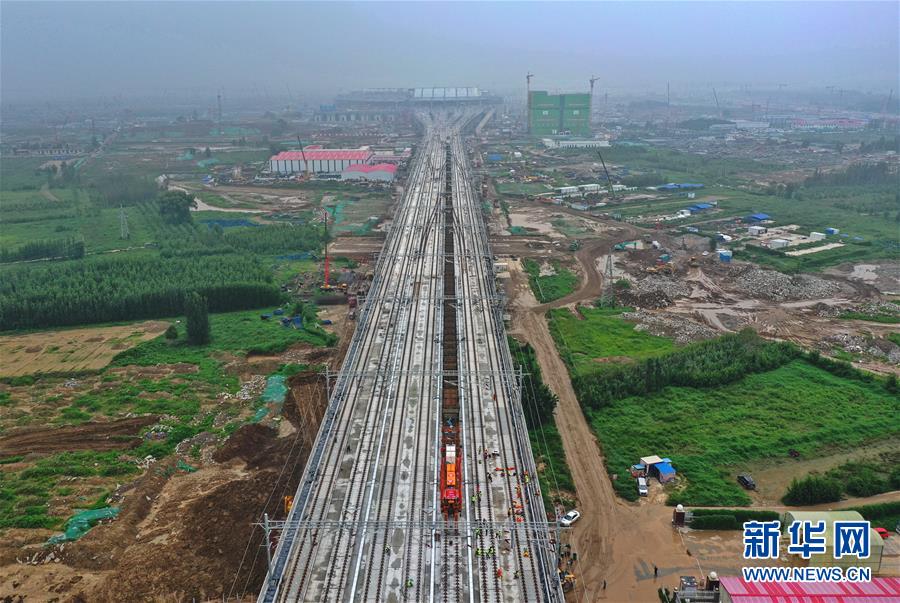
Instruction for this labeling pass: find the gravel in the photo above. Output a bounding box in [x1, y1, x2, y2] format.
[621, 310, 718, 344]
[731, 266, 841, 301]
[632, 276, 691, 299]
[821, 333, 900, 365]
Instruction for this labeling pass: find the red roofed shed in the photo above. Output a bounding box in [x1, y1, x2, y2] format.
[719, 575, 900, 602]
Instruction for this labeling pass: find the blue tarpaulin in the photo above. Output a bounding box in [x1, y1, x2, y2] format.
[654, 462, 677, 482]
[747, 213, 770, 221]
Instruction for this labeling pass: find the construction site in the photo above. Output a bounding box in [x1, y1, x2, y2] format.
[2, 3, 900, 599]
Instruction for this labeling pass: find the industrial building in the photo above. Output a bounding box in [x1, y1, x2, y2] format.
[269, 149, 373, 174]
[717, 575, 900, 603]
[340, 163, 396, 182]
[528, 91, 591, 136]
[541, 138, 609, 149]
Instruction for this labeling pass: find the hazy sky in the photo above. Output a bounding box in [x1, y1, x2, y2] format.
[2, 1, 897, 102]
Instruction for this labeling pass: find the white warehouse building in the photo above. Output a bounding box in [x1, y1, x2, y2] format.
[270, 149, 373, 174]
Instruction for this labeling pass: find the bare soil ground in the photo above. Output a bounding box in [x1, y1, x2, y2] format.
[0, 371, 329, 603]
[502, 218, 899, 600]
[0, 321, 169, 377]
[0, 416, 158, 457]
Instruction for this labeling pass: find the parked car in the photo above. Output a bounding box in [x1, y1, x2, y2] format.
[637, 477, 649, 497]
[875, 527, 890, 540]
[559, 510, 581, 527]
[737, 474, 757, 490]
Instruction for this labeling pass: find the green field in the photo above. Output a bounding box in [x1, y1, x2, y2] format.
[0, 307, 331, 531]
[495, 181, 552, 197]
[0, 157, 53, 190]
[587, 359, 899, 506]
[523, 259, 580, 303]
[737, 242, 897, 274]
[548, 307, 673, 376]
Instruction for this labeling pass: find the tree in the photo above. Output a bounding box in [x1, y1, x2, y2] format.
[164, 324, 178, 340]
[204, 147, 212, 158]
[184, 292, 210, 345]
[158, 190, 196, 224]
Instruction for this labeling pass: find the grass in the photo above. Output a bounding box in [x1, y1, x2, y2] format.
[0, 193, 162, 255]
[737, 242, 897, 274]
[586, 359, 900, 507]
[548, 307, 673, 377]
[0, 450, 138, 530]
[114, 309, 335, 367]
[522, 259, 580, 303]
[0, 305, 337, 530]
[529, 423, 575, 510]
[839, 311, 900, 324]
[0, 157, 52, 191]
[494, 181, 552, 197]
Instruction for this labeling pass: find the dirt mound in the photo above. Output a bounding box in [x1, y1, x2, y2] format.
[0, 416, 158, 457]
[57, 425, 309, 602]
[213, 423, 279, 467]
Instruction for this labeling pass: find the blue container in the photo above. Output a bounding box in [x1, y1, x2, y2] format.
[273, 308, 284, 316]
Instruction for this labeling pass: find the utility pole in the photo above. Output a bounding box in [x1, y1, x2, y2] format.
[712, 88, 721, 118]
[526, 72, 534, 134]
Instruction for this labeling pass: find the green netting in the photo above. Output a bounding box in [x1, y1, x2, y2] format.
[47, 507, 119, 544]
[177, 460, 197, 473]
[250, 406, 269, 423]
[196, 158, 220, 168]
[261, 375, 288, 403]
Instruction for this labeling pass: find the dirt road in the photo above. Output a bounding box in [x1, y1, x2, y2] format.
[508, 257, 697, 601]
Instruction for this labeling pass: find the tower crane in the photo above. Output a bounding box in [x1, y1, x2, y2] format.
[590, 75, 600, 123]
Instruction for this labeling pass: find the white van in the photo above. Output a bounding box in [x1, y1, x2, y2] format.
[637, 477, 648, 497]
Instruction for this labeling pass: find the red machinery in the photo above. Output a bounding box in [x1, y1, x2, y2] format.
[440, 443, 461, 518]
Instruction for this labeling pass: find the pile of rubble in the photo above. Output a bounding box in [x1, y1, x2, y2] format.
[618, 276, 691, 309]
[621, 310, 718, 344]
[632, 276, 691, 299]
[821, 333, 900, 364]
[731, 266, 841, 301]
[219, 374, 267, 403]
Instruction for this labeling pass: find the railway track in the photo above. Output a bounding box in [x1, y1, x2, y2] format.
[258, 111, 562, 603]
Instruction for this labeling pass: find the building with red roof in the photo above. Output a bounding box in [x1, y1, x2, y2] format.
[269, 149, 373, 174]
[718, 575, 900, 603]
[341, 163, 397, 182]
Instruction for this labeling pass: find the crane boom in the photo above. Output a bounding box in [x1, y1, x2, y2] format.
[596, 150, 615, 199]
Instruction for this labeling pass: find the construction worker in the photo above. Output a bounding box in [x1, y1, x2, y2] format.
[384, 544, 391, 555]
[406, 578, 414, 589]
[496, 567, 503, 579]
[488, 547, 495, 557]
[514, 570, 520, 579]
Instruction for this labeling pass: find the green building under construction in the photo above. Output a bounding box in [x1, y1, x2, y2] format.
[528, 91, 591, 136]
